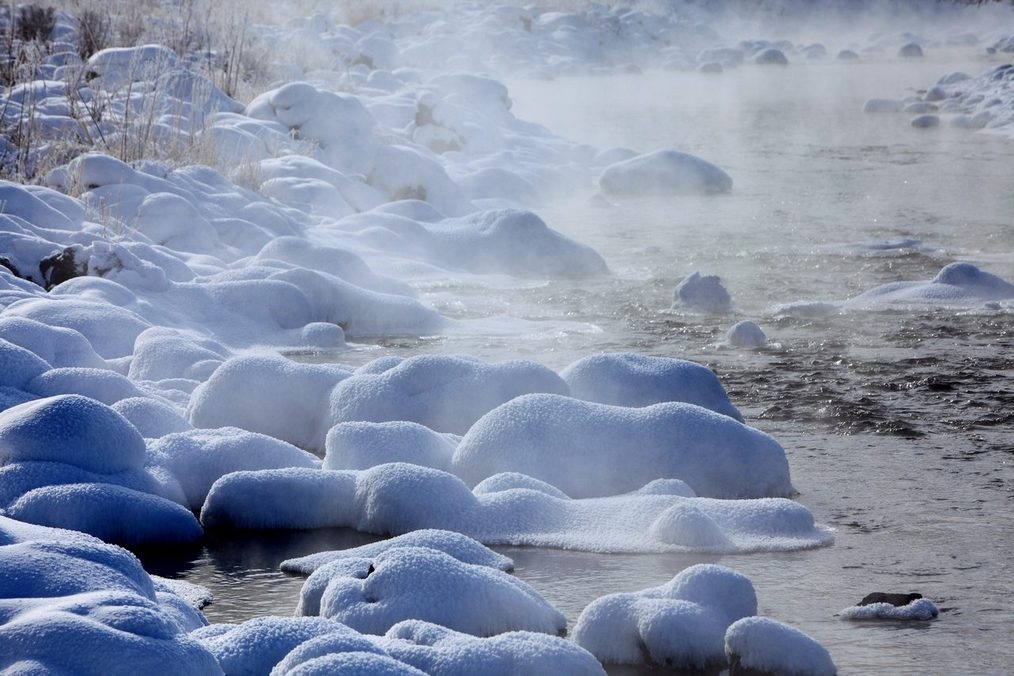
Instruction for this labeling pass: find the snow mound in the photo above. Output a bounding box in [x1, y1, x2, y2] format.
[846, 262, 1014, 308]
[324, 421, 458, 472]
[673, 271, 732, 313]
[0, 317, 106, 370]
[194, 616, 352, 676]
[727, 320, 768, 348]
[201, 463, 830, 555]
[840, 598, 939, 621]
[0, 516, 218, 675]
[560, 352, 742, 420]
[599, 150, 732, 196]
[0, 337, 50, 391]
[572, 564, 757, 668]
[111, 397, 192, 438]
[725, 617, 836, 676]
[377, 620, 604, 675]
[296, 546, 565, 636]
[452, 394, 792, 498]
[188, 355, 353, 452]
[148, 427, 320, 510]
[327, 355, 569, 435]
[0, 394, 145, 473]
[281, 529, 513, 575]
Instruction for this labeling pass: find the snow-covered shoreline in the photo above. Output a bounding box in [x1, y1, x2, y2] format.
[2, 0, 1012, 673]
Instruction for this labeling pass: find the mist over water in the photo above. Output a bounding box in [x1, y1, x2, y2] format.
[160, 49, 1014, 674]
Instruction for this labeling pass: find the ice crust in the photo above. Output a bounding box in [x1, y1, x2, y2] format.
[839, 598, 939, 620]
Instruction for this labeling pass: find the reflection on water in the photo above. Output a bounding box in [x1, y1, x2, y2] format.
[156, 59, 1013, 674]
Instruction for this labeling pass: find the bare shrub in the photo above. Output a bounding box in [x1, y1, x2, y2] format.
[77, 9, 112, 59]
[16, 4, 56, 44]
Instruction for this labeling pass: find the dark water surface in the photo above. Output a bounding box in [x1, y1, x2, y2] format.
[155, 57, 1012, 674]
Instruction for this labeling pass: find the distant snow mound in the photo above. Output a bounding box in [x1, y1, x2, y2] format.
[847, 262, 1014, 307]
[726, 320, 767, 348]
[673, 272, 733, 313]
[599, 150, 732, 196]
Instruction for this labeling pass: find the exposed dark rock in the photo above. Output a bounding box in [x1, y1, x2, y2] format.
[858, 592, 923, 607]
[39, 246, 85, 290]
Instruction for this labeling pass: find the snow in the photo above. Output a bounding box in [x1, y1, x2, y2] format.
[296, 546, 566, 636]
[599, 150, 733, 196]
[326, 355, 569, 435]
[846, 262, 1014, 307]
[0, 516, 218, 674]
[572, 564, 757, 668]
[840, 597, 939, 621]
[560, 352, 743, 420]
[324, 421, 458, 472]
[727, 320, 768, 348]
[452, 393, 791, 498]
[200, 463, 829, 554]
[0, 395, 145, 474]
[674, 272, 733, 313]
[725, 616, 837, 676]
[281, 529, 513, 576]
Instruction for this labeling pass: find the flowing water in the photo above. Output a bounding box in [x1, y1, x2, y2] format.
[146, 56, 1014, 674]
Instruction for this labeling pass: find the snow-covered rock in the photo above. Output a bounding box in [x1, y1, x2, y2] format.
[599, 150, 732, 196]
[674, 272, 733, 313]
[561, 353, 742, 419]
[452, 394, 791, 498]
[727, 320, 768, 348]
[725, 617, 836, 676]
[573, 564, 757, 668]
[296, 546, 565, 636]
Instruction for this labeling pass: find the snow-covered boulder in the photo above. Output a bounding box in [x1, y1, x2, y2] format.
[727, 320, 767, 348]
[324, 421, 458, 472]
[599, 150, 732, 196]
[326, 355, 569, 435]
[573, 564, 757, 668]
[0, 516, 219, 674]
[840, 597, 939, 620]
[561, 352, 742, 419]
[846, 262, 1014, 307]
[673, 271, 732, 313]
[296, 546, 565, 636]
[188, 355, 353, 452]
[725, 617, 836, 676]
[452, 394, 792, 498]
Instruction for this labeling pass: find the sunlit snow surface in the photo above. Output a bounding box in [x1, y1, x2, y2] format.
[0, 0, 1013, 674]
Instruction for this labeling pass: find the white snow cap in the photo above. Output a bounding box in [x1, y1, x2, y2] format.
[725, 616, 836, 676]
[573, 564, 757, 668]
